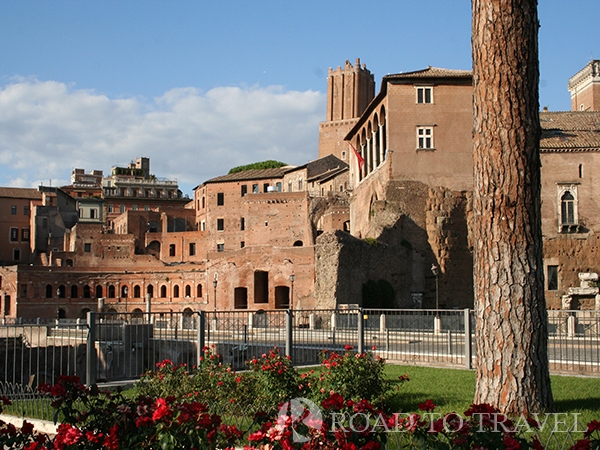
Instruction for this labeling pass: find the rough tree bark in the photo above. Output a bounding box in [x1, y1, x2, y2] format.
[472, 0, 554, 414]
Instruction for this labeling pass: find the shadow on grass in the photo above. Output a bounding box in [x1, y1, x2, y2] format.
[554, 397, 600, 413]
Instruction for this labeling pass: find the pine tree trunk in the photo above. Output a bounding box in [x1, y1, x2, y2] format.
[472, 0, 553, 414]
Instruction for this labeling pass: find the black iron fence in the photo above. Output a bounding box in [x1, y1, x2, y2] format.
[1, 309, 598, 391]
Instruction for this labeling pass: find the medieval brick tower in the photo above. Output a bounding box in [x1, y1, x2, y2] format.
[568, 60, 600, 111]
[318, 58, 375, 161]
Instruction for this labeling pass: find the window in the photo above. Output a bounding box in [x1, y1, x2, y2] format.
[120, 205, 125, 213]
[217, 218, 224, 231]
[217, 192, 224, 205]
[416, 86, 433, 104]
[417, 127, 433, 149]
[561, 191, 575, 225]
[298, 178, 303, 190]
[201, 220, 206, 231]
[217, 243, 224, 252]
[173, 285, 179, 298]
[197, 284, 203, 297]
[276, 182, 282, 192]
[240, 241, 245, 248]
[240, 217, 245, 231]
[263, 183, 269, 193]
[252, 184, 259, 193]
[145, 205, 150, 211]
[288, 181, 292, 192]
[42, 218, 48, 228]
[185, 285, 191, 297]
[13, 248, 20, 261]
[169, 244, 176, 256]
[241, 185, 247, 196]
[21, 284, 27, 298]
[10, 227, 18, 242]
[547, 266, 558, 291]
[201, 196, 205, 208]
[11, 205, 17, 215]
[91, 208, 97, 218]
[84, 243, 91, 252]
[189, 242, 196, 256]
[108, 205, 114, 213]
[21, 228, 29, 242]
[132, 205, 137, 211]
[24, 205, 29, 215]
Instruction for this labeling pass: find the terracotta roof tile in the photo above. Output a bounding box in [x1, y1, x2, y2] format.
[0, 187, 43, 199]
[204, 167, 292, 184]
[540, 111, 600, 152]
[385, 67, 472, 80]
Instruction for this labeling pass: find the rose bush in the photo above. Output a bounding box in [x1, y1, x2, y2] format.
[2, 347, 599, 449]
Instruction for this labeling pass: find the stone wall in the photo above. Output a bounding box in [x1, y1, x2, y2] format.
[315, 181, 474, 309]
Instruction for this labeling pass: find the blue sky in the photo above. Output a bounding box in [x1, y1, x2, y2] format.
[1, 0, 599, 196]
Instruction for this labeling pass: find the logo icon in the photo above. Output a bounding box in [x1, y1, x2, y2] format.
[276, 397, 323, 443]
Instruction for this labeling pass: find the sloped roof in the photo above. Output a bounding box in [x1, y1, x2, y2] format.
[306, 154, 348, 180]
[540, 111, 600, 153]
[384, 66, 472, 80]
[203, 167, 293, 184]
[0, 187, 43, 200]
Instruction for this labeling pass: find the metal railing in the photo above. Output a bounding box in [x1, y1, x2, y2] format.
[1, 308, 598, 391]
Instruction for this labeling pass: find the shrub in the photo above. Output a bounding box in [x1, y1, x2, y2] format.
[246, 347, 303, 409]
[305, 346, 398, 411]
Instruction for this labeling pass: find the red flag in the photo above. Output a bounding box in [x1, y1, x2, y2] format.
[349, 142, 364, 171]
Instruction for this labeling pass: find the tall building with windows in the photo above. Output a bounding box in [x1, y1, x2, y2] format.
[0, 188, 42, 265]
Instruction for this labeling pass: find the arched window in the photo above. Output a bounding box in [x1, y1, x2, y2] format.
[147, 285, 154, 297]
[83, 285, 91, 298]
[185, 285, 191, 297]
[160, 285, 167, 298]
[46, 284, 53, 298]
[561, 191, 575, 225]
[134, 285, 141, 298]
[173, 285, 179, 298]
[108, 285, 115, 298]
[58, 285, 66, 298]
[70, 285, 78, 298]
[293, 240, 303, 247]
[121, 285, 128, 298]
[197, 284, 203, 297]
[96, 285, 103, 298]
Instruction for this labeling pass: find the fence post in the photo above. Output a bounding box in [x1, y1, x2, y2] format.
[285, 309, 293, 359]
[86, 311, 97, 387]
[358, 308, 365, 354]
[464, 308, 472, 370]
[197, 311, 205, 367]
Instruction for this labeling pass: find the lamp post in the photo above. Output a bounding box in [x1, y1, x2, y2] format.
[212, 279, 217, 313]
[289, 274, 295, 310]
[212, 279, 218, 332]
[123, 286, 128, 321]
[430, 264, 439, 312]
[431, 264, 441, 334]
[56, 288, 60, 324]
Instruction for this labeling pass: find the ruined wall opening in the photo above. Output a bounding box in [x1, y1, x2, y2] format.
[275, 286, 290, 309]
[254, 271, 269, 304]
[234, 287, 248, 309]
[362, 279, 396, 309]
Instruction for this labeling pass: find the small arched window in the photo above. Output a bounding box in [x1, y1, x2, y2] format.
[173, 285, 179, 298]
[197, 284, 203, 297]
[561, 191, 575, 225]
[70, 285, 78, 298]
[160, 285, 167, 298]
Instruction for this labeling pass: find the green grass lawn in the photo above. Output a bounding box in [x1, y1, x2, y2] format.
[383, 364, 600, 445]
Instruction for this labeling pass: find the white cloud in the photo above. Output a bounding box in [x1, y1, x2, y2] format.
[0, 79, 325, 195]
